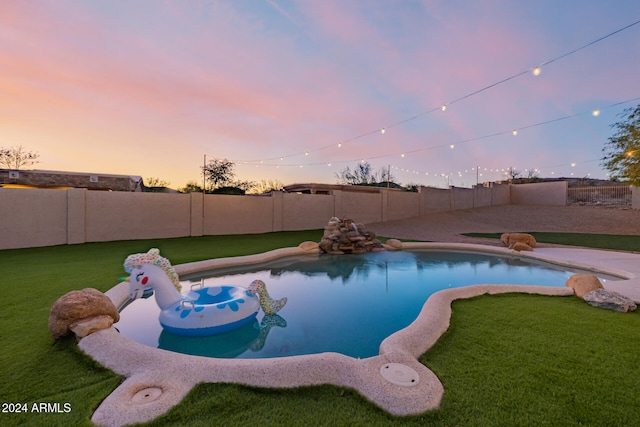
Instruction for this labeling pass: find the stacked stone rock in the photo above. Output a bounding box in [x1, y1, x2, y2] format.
[319, 216, 385, 254]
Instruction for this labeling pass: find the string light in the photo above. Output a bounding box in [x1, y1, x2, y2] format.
[233, 95, 640, 172]
[228, 26, 639, 188]
[231, 21, 640, 166]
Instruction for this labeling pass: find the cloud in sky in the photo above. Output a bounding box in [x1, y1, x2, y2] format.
[1, 0, 640, 189]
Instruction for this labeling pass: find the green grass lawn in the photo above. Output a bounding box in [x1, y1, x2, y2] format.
[1, 231, 639, 426]
[464, 231, 640, 252]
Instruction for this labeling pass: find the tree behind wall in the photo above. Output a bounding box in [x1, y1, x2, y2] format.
[202, 158, 235, 191]
[601, 104, 640, 185]
[0, 145, 39, 169]
[201, 158, 254, 194]
[335, 162, 395, 186]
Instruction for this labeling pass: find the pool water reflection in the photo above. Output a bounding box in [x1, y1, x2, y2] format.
[116, 250, 615, 359]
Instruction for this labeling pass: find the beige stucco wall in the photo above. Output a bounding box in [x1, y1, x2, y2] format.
[419, 187, 451, 213]
[67, 188, 87, 245]
[3, 181, 609, 250]
[387, 190, 420, 220]
[203, 194, 273, 235]
[490, 184, 511, 205]
[281, 193, 334, 230]
[510, 181, 568, 205]
[450, 187, 475, 210]
[85, 192, 191, 242]
[0, 188, 68, 249]
[338, 191, 383, 224]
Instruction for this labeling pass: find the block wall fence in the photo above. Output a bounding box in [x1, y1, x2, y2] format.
[0, 180, 596, 250]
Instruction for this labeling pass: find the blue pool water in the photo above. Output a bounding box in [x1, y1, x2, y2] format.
[116, 250, 615, 359]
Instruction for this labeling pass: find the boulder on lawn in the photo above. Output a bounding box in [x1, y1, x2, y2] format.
[510, 242, 533, 252]
[500, 233, 537, 248]
[49, 288, 119, 339]
[582, 288, 637, 313]
[566, 273, 604, 298]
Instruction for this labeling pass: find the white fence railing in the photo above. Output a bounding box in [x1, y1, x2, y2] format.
[567, 185, 633, 208]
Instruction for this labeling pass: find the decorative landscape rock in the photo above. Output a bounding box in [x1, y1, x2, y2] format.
[565, 273, 604, 298]
[49, 288, 120, 339]
[69, 315, 116, 338]
[298, 241, 320, 252]
[510, 241, 533, 252]
[384, 239, 403, 250]
[582, 288, 637, 312]
[500, 233, 536, 250]
[318, 216, 385, 254]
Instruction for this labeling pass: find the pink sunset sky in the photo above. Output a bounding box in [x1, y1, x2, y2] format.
[2, 1, 640, 189]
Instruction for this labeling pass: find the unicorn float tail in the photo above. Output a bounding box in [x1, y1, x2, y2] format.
[247, 279, 287, 315]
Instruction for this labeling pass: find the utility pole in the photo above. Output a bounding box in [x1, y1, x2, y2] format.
[203, 154, 207, 193]
[387, 164, 390, 188]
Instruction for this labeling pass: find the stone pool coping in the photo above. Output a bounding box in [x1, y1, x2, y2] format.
[79, 242, 640, 427]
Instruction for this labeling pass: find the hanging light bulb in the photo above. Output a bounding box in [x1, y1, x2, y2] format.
[338, 142, 342, 148]
[592, 109, 600, 117]
[441, 104, 447, 112]
[450, 144, 455, 149]
[381, 128, 386, 134]
[305, 151, 309, 156]
[532, 66, 541, 76]
[571, 162, 576, 167]
[401, 153, 405, 158]
[512, 129, 518, 136]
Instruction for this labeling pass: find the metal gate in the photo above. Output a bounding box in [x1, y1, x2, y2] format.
[567, 185, 632, 208]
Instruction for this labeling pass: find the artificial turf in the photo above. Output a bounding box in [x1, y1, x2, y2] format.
[463, 231, 640, 252]
[1, 231, 639, 426]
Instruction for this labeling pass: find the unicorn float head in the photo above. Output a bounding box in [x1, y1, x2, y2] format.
[123, 248, 286, 337]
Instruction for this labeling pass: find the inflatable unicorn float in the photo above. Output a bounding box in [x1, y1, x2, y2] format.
[124, 248, 287, 337]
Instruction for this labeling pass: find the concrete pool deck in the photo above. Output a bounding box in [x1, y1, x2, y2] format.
[78, 240, 640, 427]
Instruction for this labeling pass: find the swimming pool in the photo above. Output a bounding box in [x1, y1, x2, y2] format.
[116, 249, 617, 359]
